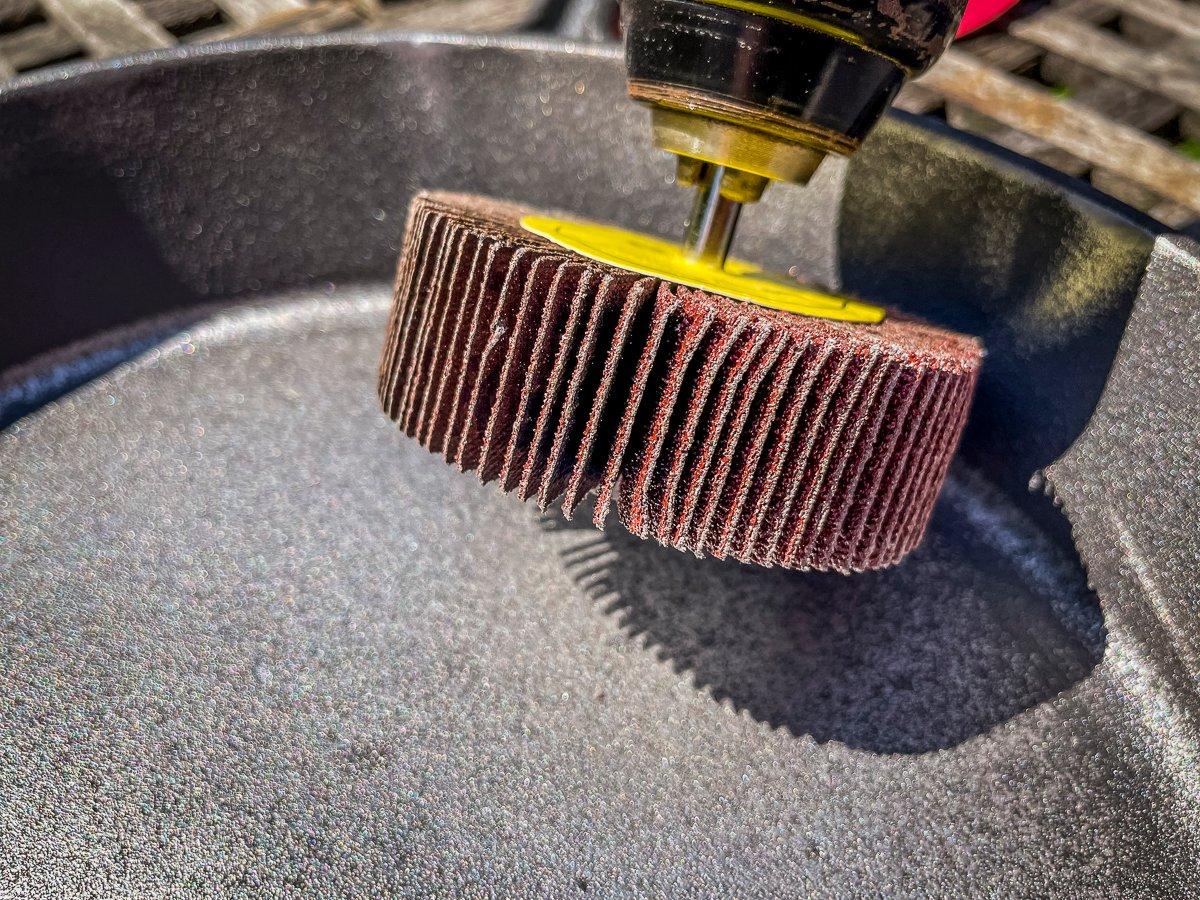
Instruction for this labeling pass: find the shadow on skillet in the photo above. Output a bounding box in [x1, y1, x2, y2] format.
[0, 159, 205, 376]
[841, 116, 1157, 535]
[543, 466, 1105, 755]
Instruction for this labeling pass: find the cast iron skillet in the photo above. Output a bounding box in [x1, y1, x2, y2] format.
[1, 33, 1197, 896]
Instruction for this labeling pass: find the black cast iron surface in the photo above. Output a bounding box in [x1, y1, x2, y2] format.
[1, 35, 1198, 896]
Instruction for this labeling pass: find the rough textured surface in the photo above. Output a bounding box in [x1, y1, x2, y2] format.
[2, 33, 1199, 899]
[379, 193, 982, 572]
[1045, 232, 1200, 754]
[3, 289, 1198, 896]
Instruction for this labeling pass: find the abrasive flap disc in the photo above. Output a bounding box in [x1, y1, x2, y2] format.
[379, 192, 982, 573]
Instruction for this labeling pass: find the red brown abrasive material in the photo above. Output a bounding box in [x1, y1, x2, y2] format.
[378, 191, 983, 573]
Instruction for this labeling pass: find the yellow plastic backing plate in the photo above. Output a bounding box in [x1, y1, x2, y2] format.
[520, 215, 885, 325]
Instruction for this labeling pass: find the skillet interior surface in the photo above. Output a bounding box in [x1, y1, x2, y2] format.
[1, 35, 1197, 896]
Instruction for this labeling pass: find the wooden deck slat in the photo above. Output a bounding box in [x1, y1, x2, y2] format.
[962, 0, 1111, 72]
[0, 0, 37, 20]
[1101, 0, 1200, 44]
[140, 0, 215, 25]
[904, 0, 1118, 165]
[370, 0, 541, 32]
[901, 0, 1198, 218]
[895, 83, 941, 115]
[0, 21, 75, 69]
[0, 0, 212, 70]
[0, 0, 543, 71]
[190, 0, 356, 40]
[1013, 10, 1200, 111]
[208, 0, 305, 27]
[40, 0, 173, 57]
[924, 48, 1200, 212]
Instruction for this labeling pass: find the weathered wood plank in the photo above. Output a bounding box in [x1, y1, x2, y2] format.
[946, 103, 1090, 175]
[0, 21, 74, 69]
[1, 0, 212, 22]
[1013, 10, 1200, 112]
[191, 0, 354, 40]
[1100, 0, 1200, 44]
[208, 0, 305, 28]
[40, 0, 173, 56]
[910, 0, 1110, 113]
[923, 49, 1200, 212]
[928, 1, 1166, 180]
[1089, 167, 1193, 227]
[959, 0, 1110, 73]
[371, 0, 543, 32]
[895, 83, 941, 115]
[140, 0, 216, 26]
[0, 0, 211, 72]
[0, 0, 37, 21]
[0, 0, 543, 71]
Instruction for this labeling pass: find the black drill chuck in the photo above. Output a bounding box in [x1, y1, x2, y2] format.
[623, 0, 967, 183]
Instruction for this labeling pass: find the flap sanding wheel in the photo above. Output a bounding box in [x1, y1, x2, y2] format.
[379, 193, 982, 572]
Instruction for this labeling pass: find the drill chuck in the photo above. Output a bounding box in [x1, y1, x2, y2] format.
[623, 0, 967, 183]
[622, 0, 967, 264]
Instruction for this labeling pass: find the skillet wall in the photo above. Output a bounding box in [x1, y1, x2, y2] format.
[0, 35, 1159, 507]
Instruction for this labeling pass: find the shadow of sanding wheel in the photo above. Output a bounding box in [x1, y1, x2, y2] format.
[544, 467, 1104, 755]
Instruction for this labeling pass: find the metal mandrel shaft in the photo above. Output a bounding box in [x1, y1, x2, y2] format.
[682, 164, 742, 269]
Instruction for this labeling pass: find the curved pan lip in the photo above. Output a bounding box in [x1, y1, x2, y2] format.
[0, 30, 622, 97]
[0, 29, 1170, 242]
